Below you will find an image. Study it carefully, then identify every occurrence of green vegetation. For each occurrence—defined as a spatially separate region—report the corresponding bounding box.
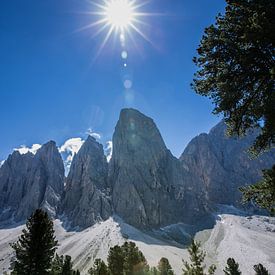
[11,209,57,275]
[182,240,216,275]
[193,0,275,215]
[107,242,149,275]
[253,263,270,275]
[240,165,275,216]
[223,258,241,275]
[10,209,79,275]
[157,257,174,275]
[89,258,109,275]
[192,0,275,155]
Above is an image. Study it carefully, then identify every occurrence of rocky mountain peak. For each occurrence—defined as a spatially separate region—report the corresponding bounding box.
[60,136,112,229]
[180,121,275,206]
[112,108,167,163]
[0,141,65,222]
[110,108,208,229]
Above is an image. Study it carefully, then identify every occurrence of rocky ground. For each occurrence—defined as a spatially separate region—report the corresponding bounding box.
[1,210,274,275]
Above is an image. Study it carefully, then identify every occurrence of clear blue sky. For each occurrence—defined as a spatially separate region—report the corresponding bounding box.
[0,0,226,161]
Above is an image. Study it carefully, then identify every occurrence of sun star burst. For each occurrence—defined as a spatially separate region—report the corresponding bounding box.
[104,0,135,30]
[79,0,155,58]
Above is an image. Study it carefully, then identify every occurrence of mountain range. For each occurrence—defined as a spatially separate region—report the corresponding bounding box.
[1,108,274,230]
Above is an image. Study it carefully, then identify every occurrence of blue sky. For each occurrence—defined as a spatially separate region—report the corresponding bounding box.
[0,0,226,161]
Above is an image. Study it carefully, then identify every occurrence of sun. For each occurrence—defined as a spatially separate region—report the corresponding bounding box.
[104,0,135,30]
[77,0,157,58]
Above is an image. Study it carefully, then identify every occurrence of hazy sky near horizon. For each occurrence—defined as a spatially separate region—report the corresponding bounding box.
[0,0,226,161]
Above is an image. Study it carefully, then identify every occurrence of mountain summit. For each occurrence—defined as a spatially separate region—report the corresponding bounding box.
[180,121,275,206]
[109,108,208,228]
[0,141,64,222]
[60,135,112,229]
[0,109,274,231]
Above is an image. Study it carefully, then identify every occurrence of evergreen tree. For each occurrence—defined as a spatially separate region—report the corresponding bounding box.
[150,267,159,275]
[61,255,73,275]
[182,240,216,275]
[157,257,174,275]
[89,258,109,275]
[192,0,275,220]
[240,165,275,216]
[223,258,242,275]
[107,245,124,275]
[192,0,275,155]
[107,242,148,275]
[253,264,270,275]
[122,241,148,274]
[11,209,58,275]
[50,254,64,275]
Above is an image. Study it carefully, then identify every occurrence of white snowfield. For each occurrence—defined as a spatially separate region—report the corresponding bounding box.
[0,213,275,275]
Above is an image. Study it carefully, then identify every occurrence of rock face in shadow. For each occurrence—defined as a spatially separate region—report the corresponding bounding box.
[180,121,275,206]
[60,136,112,229]
[2,109,274,230]
[0,141,64,222]
[109,108,209,229]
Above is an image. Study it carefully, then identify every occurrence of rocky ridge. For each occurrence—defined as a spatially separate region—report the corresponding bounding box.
[180,121,275,206]
[60,136,112,229]
[0,109,274,231]
[0,141,64,222]
[109,109,208,228]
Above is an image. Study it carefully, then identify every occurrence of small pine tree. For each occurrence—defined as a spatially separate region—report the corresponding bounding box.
[182,240,216,275]
[61,255,73,275]
[122,241,148,274]
[150,267,159,275]
[107,245,124,275]
[223,258,241,275]
[11,209,58,275]
[50,254,64,275]
[89,258,109,275]
[157,257,174,275]
[253,264,270,275]
[107,242,148,275]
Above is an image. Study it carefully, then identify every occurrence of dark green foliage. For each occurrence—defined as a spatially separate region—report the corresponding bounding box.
[253,263,270,275]
[107,241,148,275]
[107,245,124,275]
[150,267,159,275]
[122,241,148,274]
[61,255,73,275]
[11,209,58,275]
[192,0,275,155]
[182,240,216,275]
[50,254,79,275]
[50,254,64,275]
[240,165,275,215]
[157,257,174,275]
[223,258,242,275]
[89,259,109,275]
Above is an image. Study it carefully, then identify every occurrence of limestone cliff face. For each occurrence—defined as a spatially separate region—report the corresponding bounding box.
[60,136,112,229]
[180,121,275,206]
[109,108,208,229]
[2,110,273,230]
[0,141,64,222]
[0,151,33,221]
